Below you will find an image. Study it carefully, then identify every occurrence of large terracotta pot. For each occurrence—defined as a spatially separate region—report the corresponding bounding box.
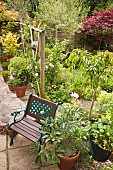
[59,151,80,170]
[15,86,27,97]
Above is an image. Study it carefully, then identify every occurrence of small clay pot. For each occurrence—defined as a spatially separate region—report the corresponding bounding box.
[15,86,27,97]
[59,151,80,170]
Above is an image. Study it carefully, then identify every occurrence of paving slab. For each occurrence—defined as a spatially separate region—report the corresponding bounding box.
[8,146,39,170]
[0,151,7,170]
[0,135,6,151]
[8,134,34,149]
[40,164,59,170]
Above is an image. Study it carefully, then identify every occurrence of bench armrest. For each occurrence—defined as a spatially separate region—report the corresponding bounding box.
[11,109,26,116]
[8,110,26,129]
[14,110,26,123]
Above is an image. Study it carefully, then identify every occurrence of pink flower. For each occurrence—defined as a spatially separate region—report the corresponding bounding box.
[70,92,79,99]
[40,111,45,115]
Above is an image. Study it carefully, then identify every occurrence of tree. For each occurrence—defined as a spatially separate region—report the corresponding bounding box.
[2,0,39,18]
[0,2,18,22]
[66,49,113,119]
[0,2,19,35]
[82,0,113,16]
[80,9,113,50]
[35,0,90,34]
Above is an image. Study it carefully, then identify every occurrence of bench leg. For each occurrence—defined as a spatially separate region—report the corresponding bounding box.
[35,139,42,163]
[10,131,15,146]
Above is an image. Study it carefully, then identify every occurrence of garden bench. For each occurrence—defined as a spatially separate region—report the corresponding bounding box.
[8,94,58,146]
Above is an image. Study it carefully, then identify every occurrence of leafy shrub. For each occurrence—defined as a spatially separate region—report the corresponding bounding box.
[9,57,27,76]
[1,61,9,67]
[1,32,20,55]
[101,75,113,93]
[95,92,113,115]
[1,70,10,76]
[70,70,90,95]
[10,79,23,87]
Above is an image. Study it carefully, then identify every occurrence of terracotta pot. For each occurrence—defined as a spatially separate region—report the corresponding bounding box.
[59,151,80,170]
[6,126,18,137]
[3,76,9,82]
[2,66,8,70]
[4,54,13,60]
[8,83,15,91]
[15,86,27,97]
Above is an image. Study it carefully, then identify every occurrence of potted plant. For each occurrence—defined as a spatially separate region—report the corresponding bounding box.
[0,32,20,59]
[1,61,9,70]
[1,70,10,82]
[10,78,26,97]
[33,104,88,170]
[10,68,33,97]
[9,56,28,77]
[87,92,113,162]
[7,78,15,91]
[88,118,111,162]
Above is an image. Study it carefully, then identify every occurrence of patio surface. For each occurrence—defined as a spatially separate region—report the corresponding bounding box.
[0,63,59,170]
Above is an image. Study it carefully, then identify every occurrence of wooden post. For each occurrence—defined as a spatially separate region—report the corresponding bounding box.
[39,31,45,97]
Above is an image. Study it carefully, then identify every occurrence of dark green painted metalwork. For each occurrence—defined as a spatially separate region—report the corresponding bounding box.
[30,100,52,118]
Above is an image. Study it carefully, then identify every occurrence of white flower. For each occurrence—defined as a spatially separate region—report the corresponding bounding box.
[45,65,48,69]
[70,92,79,99]
[49,63,54,68]
[50,57,53,61]
[35,66,37,69]
[35,73,38,77]
[29,64,32,68]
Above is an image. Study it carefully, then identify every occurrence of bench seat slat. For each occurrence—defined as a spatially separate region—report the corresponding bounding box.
[24,117,41,128]
[20,119,41,133]
[11,125,41,142]
[14,122,41,138]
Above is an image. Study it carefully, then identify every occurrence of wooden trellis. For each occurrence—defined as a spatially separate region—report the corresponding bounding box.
[20,20,45,97]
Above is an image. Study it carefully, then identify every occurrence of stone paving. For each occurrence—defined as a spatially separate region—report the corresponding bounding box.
[0,63,59,170]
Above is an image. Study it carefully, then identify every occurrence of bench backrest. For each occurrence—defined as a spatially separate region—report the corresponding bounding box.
[25,94,58,122]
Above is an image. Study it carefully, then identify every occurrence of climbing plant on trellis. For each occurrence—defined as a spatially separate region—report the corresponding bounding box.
[20,19,45,97]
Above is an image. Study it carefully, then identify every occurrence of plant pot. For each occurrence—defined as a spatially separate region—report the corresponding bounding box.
[5,126,18,137]
[59,151,80,170]
[89,139,111,162]
[4,54,13,61]
[15,86,27,97]
[0,57,7,63]
[2,76,9,82]
[8,83,15,91]
[2,66,8,70]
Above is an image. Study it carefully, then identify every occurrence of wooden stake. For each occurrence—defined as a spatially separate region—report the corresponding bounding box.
[39,31,45,97]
